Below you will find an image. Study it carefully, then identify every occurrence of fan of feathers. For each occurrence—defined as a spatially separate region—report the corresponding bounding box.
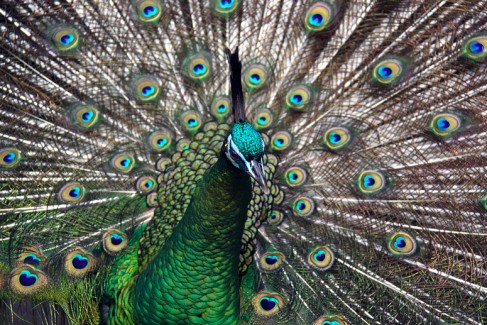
[0,0,486,324]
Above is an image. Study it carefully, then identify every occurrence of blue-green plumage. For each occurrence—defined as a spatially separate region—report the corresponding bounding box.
[1,1,486,324]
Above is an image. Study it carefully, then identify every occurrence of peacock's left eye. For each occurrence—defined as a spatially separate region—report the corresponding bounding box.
[229,148,241,161]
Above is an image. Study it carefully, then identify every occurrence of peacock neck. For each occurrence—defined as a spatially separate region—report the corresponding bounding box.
[133,150,252,324]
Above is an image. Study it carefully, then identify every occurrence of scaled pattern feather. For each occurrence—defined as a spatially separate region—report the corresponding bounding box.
[0,0,486,324]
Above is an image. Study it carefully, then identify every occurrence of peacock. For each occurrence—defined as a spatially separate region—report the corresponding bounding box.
[0,0,486,324]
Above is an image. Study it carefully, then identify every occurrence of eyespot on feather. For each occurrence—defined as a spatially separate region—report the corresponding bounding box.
[308,245,335,270]
[64,248,95,278]
[10,265,48,295]
[102,229,128,255]
[0,148,22,169]
[252,292,285,317]
[58,181,86,204]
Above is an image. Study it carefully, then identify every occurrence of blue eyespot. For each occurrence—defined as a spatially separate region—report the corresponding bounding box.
[328,132,341,144]
[314,250,326,262]
[250,74,261,84]
[288,172,298,183]
[143,5,158,18]
[157,138,167,147]
[265,255,279,265]
[377,65,393,79]
[3,152,15,163]
[142,86,155,97]
[110,234,125,246]
[394,236,406,249]
[72,254,89,269]
[259,297,278,311]
[258,117,267,125]
[192,64,207,75]
[290,94,303,105]
[19,270,38,286]
[23,254,41,266]
[219,0,234,9]
[145,180,154,188]
[436,117,450,131]
[274,138,284,147]
[322,321,341,325]
[469,41,484,55]
[296,200,306,211]
[187,118,198,127]
[183,145,189,150]
[81,110,94,122]
[309,13,324,27]
[60,33,75,46]
[69,187,81,198]
[363,175,375,188]
[217,104,227,113]
[120,158,131,168]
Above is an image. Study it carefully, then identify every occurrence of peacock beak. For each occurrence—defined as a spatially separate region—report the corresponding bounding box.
[248,160,269,194]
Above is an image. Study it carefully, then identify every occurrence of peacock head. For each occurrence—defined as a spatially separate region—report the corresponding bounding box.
[226,47,269,194]
[225,121,268,193]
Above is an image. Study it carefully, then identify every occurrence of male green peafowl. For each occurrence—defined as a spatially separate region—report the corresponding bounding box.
[0,0,486,324]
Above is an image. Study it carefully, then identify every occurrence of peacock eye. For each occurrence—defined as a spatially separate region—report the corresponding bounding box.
[229,149,241,161]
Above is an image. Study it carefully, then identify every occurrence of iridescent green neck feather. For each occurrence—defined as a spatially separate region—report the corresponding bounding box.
[133,149,252,324]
